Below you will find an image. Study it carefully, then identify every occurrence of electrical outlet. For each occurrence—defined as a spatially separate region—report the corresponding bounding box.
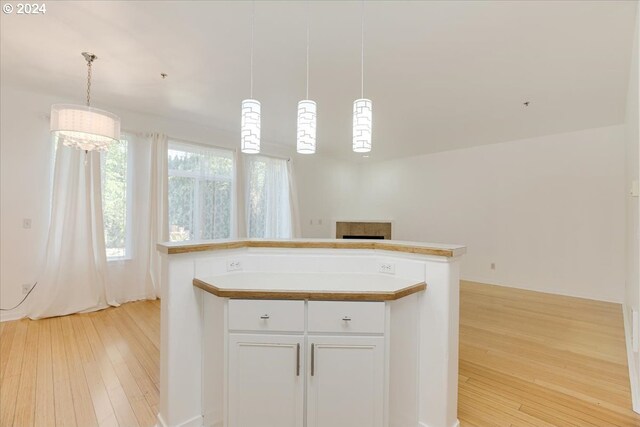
[378,262,395,275]
[23,218,32,229]
[226,259,242,272]
[22,283,32,294]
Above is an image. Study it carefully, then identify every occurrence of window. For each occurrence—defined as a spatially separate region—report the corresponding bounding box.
[101,138,132,259]
[168,142,234,241]
[246,155,292,238]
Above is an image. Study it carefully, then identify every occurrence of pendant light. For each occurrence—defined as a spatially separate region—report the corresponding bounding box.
[297,1,316,154]
[50,52,121,152]
[353,0,372,153]
[241,1,261,154]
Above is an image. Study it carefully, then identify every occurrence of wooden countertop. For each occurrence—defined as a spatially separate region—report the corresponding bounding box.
[193,272,427,301]
[158,238,466,258]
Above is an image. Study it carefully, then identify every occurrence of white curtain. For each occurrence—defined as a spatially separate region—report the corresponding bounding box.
[287,160,302,238]
[148,133,169,296]
[245,155,292,238]
[29,143,113,319]
[106,132,168,302]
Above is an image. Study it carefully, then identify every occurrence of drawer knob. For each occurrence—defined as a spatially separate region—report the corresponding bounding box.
[342,316,352,322]
[260,314,270,320]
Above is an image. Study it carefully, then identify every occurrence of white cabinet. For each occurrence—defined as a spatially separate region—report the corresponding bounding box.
[308,301,385,334]
[228,300,305,332]
[307,336,385,427]
[228,334,304,427]
[227,301,387,427]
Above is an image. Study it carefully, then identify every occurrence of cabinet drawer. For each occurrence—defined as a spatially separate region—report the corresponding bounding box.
[308,301,385,334]
[228,300,305,332]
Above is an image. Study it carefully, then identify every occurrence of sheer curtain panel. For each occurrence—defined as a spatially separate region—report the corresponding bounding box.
[245,155,293,238]
[29,143,112,319]
[105,132,168,302]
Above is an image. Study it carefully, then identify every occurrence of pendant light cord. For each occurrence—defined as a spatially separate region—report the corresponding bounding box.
[306,0,310,100]
[250,0,255,99]
[361,0,364,99]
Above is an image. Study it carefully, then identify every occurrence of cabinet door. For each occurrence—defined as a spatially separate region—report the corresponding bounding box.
[228,334,304,427]
[307,336,385,427]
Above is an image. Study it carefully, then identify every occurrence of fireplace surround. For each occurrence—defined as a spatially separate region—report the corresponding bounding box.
[335,221,392,240]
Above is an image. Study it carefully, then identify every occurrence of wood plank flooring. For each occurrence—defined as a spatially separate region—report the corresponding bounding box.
[459,281,639,427]
[0,284,638,426]
[0,300,159,427]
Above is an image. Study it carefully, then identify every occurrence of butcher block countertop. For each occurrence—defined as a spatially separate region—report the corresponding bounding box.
[193,272,427,301]
[158,238,466,258]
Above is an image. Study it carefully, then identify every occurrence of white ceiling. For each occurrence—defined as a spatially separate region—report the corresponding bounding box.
[1,1,636,161]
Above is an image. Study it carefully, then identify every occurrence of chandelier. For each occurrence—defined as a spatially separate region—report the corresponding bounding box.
[50,52,121,152]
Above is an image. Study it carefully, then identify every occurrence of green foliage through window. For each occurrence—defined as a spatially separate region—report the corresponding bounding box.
[101,139,129,259]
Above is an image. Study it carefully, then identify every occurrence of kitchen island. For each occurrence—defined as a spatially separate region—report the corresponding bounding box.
[157,239,466,427]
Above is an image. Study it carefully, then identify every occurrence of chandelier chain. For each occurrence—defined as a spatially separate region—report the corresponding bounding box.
[86,60,92,107]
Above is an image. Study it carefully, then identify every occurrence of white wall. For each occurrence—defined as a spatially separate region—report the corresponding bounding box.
[0,84,294,321]
[295,154,361,238]
[317,126,627,303]
[624,4,640,412]
[0,87,54,321]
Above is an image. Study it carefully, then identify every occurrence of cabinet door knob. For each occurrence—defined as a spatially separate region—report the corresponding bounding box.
[342,316,352,322]
[260,314,270,320]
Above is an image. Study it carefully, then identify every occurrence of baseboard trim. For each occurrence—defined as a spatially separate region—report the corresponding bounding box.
[623,306,640,414]
[418,419,460,427]
[157,413,203,427]
[0,309,25,322]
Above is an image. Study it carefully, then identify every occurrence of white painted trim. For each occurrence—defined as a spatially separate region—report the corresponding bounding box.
[157,413,203,427]
[0,309,25,322]
[157,413,168,427]
[623,306,640,414]
[418,419,460,427]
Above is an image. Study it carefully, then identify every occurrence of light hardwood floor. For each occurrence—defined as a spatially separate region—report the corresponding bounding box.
[459,281,639,427]
[0,283,638,426]
[0,300,160,427]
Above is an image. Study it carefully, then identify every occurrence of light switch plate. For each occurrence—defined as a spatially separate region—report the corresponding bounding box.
[631,180,639,197]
